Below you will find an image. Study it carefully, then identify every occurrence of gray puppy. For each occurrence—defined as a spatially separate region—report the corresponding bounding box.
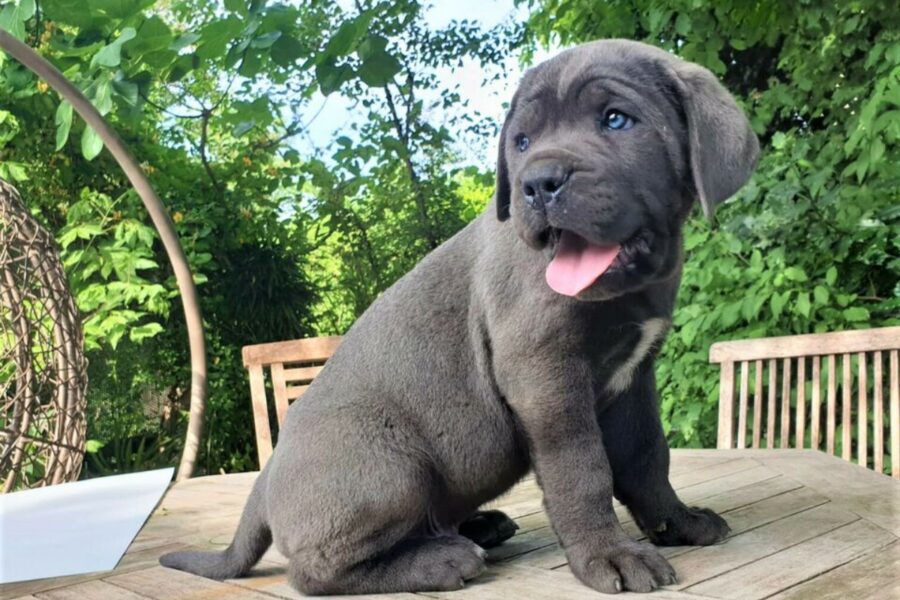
[161,39,759,595]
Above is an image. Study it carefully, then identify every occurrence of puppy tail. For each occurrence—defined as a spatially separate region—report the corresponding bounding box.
[159,466,272,580]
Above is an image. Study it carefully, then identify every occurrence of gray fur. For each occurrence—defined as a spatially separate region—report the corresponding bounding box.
[160,39,758,595]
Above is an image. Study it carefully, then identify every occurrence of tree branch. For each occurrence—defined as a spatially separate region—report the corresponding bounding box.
[188,109,223,193]
[140,93,205,119]
[383,82,437,249]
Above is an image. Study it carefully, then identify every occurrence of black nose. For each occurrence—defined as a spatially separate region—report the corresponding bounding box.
[521,164,570,210]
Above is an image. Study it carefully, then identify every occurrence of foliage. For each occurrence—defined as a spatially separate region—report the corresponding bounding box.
[298,1,516,331]
[0,0,514,474]
[0,0,896,477]
[526,0,900,453]
[0,0,337,474]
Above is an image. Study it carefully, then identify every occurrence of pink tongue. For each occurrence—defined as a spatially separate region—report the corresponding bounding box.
[545,230,621,296]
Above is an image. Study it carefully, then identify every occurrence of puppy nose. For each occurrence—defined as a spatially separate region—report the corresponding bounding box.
[521,165,570,210]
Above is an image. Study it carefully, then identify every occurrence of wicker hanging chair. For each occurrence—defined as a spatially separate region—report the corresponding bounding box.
[0,30,208,485]
[0,180,88,491]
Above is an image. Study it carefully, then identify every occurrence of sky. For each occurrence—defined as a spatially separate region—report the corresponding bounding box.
[293,0,557,167]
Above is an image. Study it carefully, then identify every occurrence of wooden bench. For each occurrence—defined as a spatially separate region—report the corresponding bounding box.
[241,336,342,467]
[710,326,900,478]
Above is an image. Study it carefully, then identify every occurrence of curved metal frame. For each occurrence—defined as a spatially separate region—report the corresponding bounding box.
[0,30,206,480]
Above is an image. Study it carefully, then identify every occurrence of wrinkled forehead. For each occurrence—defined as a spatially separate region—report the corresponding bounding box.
[519,40,678,108]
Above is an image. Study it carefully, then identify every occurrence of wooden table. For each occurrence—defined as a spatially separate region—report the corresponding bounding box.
[5,450,899,600]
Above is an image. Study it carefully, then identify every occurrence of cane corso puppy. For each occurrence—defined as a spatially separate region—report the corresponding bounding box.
[161,39,759,594]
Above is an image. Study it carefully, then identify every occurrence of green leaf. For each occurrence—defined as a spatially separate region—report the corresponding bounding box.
[0,0,35,40]
[825,266,837,286]
[233,121,255,136]
[869,137,885,165]
[795,291,811,318]
[41,0,95,27]
[239,49,264,77]
[842,307,870,322]
[322,13,373,59]
[813,285,829,306]
[171,32,200,51]
[771,131,787,150]
[224,0,247,13]
[721,302,742,327]
[108,322,126,349]
[167,53,198,82]
[81,126,104,160]
[251,30,281,49]
[316,60,355,95]
[0,161,28,181]
[771,291,790,318]
[112,78,139,107]
[684,230,709,250]
[85,439,105,453]
[270,34,305,67]
[90,0,155,20]
[197,16,243,59]
[126,16,173,56]
[783,266,807,282]
[358,50,402,87]
[741,294,765,321]
[91,27,137,68]
[129,322,163,343]
[357,34,388,61]
[92,77,113,114]
[646,6,671,32]
[0,110,18,146]
[674,13,691,36]
[55,101,73,151]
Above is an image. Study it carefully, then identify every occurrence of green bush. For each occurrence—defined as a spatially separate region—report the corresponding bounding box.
[526,0,900,449]
[1,0,895,477]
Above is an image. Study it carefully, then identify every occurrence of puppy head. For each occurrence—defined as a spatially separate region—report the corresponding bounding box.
[495,40,759,300]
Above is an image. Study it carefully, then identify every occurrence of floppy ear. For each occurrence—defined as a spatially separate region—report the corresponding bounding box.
[668,62,760,220]
[495,92,518,222]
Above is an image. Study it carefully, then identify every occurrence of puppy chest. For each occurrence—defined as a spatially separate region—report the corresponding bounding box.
[596,318,669,394]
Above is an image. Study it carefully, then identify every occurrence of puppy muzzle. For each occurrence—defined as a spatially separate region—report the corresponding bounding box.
[521,162,572,211]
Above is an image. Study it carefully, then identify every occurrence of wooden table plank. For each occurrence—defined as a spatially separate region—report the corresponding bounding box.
[670,502,859,589]
[680,474,802,515]
[767,542,900,600]
[426,564,710,600]
[685,519,897,600]
[5,449,899,600]
[672,465,779,504]
[0,541,192,599]
[667,458,761,489]
[728,450,900,536]
[225,565,421,600]
[705,486,827,538]
[105,567,277,600]
[518,483,831,572]
[34,580,150,600]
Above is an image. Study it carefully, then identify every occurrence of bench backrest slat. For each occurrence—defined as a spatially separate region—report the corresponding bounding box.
[711,327,900,479]
[241,336,342,467]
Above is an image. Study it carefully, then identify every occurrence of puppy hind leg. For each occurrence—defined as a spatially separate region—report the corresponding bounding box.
[289,535,486,595]
[459,509,519,548]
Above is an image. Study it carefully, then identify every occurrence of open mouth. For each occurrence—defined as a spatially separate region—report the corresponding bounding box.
[545,228,652,296]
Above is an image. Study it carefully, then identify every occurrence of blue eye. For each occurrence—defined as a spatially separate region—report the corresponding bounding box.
[602,110,635,131]
[515,133,530,152]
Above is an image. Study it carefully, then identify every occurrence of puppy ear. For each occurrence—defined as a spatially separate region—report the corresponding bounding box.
[496,123,511,221]
[495,92,518,222]
[668,62,759,220]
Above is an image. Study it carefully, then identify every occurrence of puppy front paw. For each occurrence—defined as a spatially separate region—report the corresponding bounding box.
[645,505,730,546]
[569,536,676,594]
